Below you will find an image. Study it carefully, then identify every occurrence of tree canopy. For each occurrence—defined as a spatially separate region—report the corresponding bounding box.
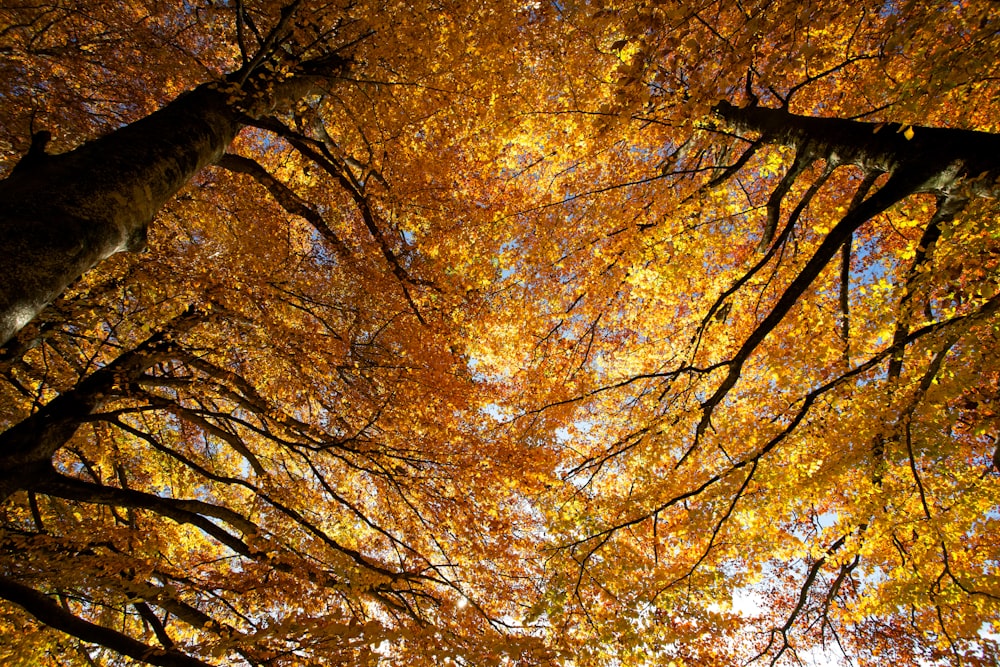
[1,1,999,665]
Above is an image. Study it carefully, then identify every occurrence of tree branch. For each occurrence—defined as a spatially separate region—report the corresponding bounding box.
[0,306,205,499]
[0,575,212,667]
[216,153,350,259]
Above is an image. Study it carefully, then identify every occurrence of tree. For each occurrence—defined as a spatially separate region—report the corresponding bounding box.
[476,1,1000,665]
[2,1,1000,666]
[0,1,559,665]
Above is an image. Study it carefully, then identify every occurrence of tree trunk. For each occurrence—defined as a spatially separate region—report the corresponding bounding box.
[688,103,1000,447]
[712,101,1000,193]
[0,84,240,347]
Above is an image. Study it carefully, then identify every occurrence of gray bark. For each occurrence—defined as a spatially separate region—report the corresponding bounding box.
[712,101,1000,194]
[0,84,241,347]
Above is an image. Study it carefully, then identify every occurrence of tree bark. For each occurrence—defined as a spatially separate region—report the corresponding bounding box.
[0,85,241,347]
[712,101,1000,192]
[0,43,348,350]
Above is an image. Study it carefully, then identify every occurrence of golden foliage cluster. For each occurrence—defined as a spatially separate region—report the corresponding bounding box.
[1,1,1000,665]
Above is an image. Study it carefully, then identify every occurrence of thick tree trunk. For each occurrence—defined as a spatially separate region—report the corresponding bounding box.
[712,101,1000,193]
[0,84,240,347]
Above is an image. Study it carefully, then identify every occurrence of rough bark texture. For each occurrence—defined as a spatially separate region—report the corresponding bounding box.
[0,85,240,347]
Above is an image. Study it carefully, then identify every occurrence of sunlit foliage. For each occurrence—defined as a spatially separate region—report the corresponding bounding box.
[1,1,999,665]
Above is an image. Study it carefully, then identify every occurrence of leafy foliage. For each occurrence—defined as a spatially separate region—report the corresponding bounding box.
[1,1,999,665]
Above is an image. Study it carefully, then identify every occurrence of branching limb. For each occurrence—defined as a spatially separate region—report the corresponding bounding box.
[839,170,881,364]
[692,158,840,359]
[0,575,212,667]
[652,459,759,598]
[886,194,965,382]
[232,0,303,86]
[133,601,175,651]
[234,0,264,66]
[34,469,259,537]
[102,415,437,590]
[753,533,849,666]
[759,147,815,251]
[563,294,1000,562]
[129,395,267,477]
[702,138,764,191]
[0,306,205,500]
[873,194,966,481]
[217,153,351,258]
[782,55,881,109]
[820,554,860,640]
[245,116,430,323]
[687,164,934,465]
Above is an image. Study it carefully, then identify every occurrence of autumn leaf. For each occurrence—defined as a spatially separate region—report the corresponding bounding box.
[1,2,1000,667]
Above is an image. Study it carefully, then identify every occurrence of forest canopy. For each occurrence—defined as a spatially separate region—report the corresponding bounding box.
[1,1,999,665]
